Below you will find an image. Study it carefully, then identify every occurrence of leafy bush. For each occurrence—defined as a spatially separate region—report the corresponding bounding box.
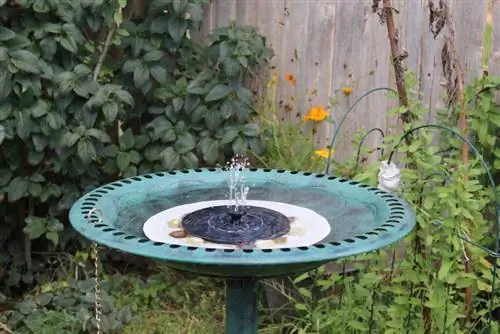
[0,0,271,293]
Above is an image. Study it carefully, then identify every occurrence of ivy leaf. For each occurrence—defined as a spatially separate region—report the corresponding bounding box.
[9,50,41,74]
[86,128,111,143]
[168,17,187,43]
[77,139,96,164]
[0,27,16,41]
[205,85,232,102]
[6,176,28,202]
[117,152,131,172]
[222,58,240,77]
[160,147,180,170]
[24,216,46,240]
[103,101,119,122]
[175,132,195,154]
[46,232,59,247]
[438,261,453,281]
[232,136,247,154]
[133,63,149,88]
[242,123,260,137]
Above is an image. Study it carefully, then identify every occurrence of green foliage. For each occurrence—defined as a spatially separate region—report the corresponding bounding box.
[0,278,133,333]
[264,72,500,333]
[0,0,271,294]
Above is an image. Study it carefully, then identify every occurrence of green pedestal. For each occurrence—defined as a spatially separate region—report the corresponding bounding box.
[226,278,259,334]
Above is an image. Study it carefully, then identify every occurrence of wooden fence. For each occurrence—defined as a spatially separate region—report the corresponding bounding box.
[199,0,491,161]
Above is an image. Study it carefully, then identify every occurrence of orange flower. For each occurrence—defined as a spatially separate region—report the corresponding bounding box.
[303,106,329,122]
[343,86,353,96]
[284,73,296,86]
[315,148,334,159]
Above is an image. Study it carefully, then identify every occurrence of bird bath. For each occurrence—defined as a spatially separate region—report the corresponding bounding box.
[69,161,415,334]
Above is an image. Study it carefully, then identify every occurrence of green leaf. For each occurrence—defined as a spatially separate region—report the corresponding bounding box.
[205,84,232,102]
[0,68,12,99]
[74,80,98,98]
[0,124,4,145]
[0,27,16,41]
[181,152,199,168]
[119,129,135,150]
[117,151,131,172]
[160,147,180,170]
[175,132,195,154]
[39,38,57,60]
[150,65,167,85]
[114,89,135,107]
[133,63,149,88]
[86,128,111,143]
[173,97,183,112]
[150,16,169,34]
[77,140,96,164]
[438,261,453,281]
[232,136,247,154]
[9,50,41,74]
[30,173,45,183]
[168,17,187,43]
[61,131,80,147]
[60,36,78,53]
[6,177,28,202]
[222,58,240,77]
[24,216,47,240]
[103,101,119,122]
[242,123,260,137]
[249,137,265,155]
[30,99,50,118]
[220,127,239,144]
[0,169,11,186]
[46,231,59,246]
[123,165,138,178]
[200,138,219,165]
[143,50,164,62]
[28,182,42,197]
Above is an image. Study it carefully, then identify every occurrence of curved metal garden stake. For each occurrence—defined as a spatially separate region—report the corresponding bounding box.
[325,87,398,174]
[354,127,385,171]
[388,124,500,331]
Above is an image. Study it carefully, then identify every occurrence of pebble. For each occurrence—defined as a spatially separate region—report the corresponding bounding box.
[169,230,188,238]
[168,218,181,228]
[185,237,205,245]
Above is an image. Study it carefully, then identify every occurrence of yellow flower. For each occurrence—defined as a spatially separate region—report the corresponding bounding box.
[266,73,278,88]
[303,106,329,122]
[343,86,353,96]
[315,148,334,159]
[284,73,296,86]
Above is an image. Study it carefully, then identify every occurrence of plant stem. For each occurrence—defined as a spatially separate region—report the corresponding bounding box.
[93,25,116,81]
[0,321,14,334]
[382,0,411,122]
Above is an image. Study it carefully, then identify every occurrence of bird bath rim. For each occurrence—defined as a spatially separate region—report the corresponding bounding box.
[69,168,415,270]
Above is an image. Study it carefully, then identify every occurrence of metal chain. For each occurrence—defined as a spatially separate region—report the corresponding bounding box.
[93,241,103,334]
[87,208,104,334]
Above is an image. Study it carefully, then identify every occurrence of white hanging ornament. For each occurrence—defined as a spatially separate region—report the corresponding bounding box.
[377,160,401,193]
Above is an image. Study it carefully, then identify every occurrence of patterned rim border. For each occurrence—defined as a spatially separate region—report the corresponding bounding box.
[69,168,416,266]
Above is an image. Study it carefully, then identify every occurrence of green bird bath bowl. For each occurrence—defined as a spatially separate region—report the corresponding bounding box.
[69,168,415,334]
